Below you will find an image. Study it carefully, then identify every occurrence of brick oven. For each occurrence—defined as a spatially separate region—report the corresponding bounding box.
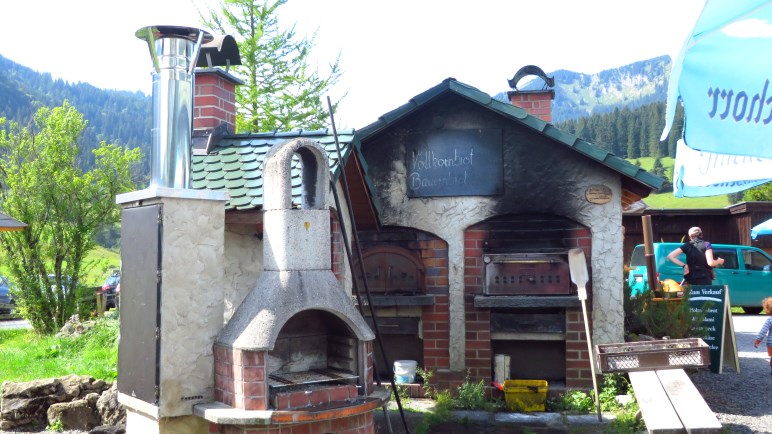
[354,67,661,392]
[355,230,449,383]
[208,138,386,432]
[466,213,592,386]
[119,55,661,434]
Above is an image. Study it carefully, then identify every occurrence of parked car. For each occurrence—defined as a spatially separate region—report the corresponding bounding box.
[627,242,772,314]
[0,276,19,318]
[99,272,120,309]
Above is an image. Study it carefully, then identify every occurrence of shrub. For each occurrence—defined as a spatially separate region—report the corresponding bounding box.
[452,371,504,412]
[453,372,487,410]
[547,389,595,413]
[416,366,435,399]
[633,286,709,339]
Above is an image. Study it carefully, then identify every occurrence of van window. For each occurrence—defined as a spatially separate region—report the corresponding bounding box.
[714,248,739,269]
[742,250,772,271]
[630,247,645,266]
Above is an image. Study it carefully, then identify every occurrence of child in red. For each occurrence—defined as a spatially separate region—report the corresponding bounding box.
[753,297,772,375]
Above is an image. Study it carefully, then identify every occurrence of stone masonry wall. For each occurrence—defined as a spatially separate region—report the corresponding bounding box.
[360,99,625,373]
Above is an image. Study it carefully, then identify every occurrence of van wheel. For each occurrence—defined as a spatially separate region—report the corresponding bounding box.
[743,307,763,315]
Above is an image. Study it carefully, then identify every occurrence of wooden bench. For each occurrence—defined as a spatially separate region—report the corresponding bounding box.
[629,369,722,434]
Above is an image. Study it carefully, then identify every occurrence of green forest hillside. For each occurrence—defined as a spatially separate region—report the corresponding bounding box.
[0,52,765,208]
[629,157,730,209]
[0,54,151,179]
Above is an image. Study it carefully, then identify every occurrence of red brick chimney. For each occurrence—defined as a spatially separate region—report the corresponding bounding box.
[506,65,555,123]
[507,90,555,122]
[194,68,242,133]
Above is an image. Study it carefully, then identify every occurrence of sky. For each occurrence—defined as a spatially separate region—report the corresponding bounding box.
[0,0,706,129]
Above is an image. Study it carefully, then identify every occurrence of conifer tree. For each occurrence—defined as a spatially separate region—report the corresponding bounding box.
[201,0,343,132]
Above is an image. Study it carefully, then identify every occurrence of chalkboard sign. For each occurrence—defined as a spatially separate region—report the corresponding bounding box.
[406,129,503,197]
[688,285,739,373]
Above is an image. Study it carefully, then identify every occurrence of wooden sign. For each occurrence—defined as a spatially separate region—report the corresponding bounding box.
[406,129,503,197]
[688,285,739,373]
[585,185,612,204]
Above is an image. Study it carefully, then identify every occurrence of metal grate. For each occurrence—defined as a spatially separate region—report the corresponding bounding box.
[596,338,710,373]
[268,368,358,389]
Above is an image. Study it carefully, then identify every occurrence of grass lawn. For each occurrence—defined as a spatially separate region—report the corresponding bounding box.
[0,245,120,287]
[0,314,118,384]
[628,157,731,209]
[642,193,730,209]
[84,246,121,286]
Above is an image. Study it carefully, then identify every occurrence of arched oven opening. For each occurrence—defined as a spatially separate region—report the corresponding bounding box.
[267,309,361,406]
[356,246,428,381]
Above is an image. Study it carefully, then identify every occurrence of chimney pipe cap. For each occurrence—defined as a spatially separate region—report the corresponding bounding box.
[135,25,214,44]
[508,65,554,91]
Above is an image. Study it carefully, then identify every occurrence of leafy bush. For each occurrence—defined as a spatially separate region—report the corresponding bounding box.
[598,373,630,411]
[451,371,504,412]
[547,373,633,413]
[632,286,709,339]
[391,384,410,405]
[416,366,435,399]
[547,389,595,413]
[453,372,487,410]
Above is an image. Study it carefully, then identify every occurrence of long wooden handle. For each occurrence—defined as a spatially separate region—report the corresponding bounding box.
[580,296,602,422]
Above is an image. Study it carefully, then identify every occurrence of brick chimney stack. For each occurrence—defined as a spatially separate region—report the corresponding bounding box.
[507,90,555,123]
[194,68,243,133]
[506,65,555,123]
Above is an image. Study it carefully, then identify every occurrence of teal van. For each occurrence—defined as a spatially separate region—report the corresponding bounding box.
[627,242,772,314]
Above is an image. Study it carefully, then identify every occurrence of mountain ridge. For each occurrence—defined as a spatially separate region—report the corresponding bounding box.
[0,53,151,174]
[495,55,671,123]
[1,53,673,172]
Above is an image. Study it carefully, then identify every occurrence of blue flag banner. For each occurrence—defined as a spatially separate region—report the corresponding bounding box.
[672,139,772,197]
[663,0,772,159]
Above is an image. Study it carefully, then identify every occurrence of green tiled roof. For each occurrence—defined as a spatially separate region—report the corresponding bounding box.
[192,78,661,215]
[191,129,363,211]
[356,78,664,191]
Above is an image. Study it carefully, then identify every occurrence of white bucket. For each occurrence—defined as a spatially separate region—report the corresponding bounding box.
[393,360,417,384]
[494,354,511,384]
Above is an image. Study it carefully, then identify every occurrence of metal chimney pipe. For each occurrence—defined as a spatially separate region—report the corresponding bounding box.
[136,25,212,189]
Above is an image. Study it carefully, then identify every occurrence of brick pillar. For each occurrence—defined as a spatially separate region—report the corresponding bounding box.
[507,90,555,122]
[565,308,593,388]
[214,344,267,410]
[194,68,242,132]
[462,229,491,383]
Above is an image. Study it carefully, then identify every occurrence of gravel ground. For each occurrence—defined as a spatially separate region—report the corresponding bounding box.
[2,314,770,433]
[689,313,772,434]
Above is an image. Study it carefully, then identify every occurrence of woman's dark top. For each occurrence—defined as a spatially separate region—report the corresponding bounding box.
[680,238,714,285]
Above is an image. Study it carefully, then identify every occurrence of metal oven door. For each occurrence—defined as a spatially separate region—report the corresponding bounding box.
[483,253,571,295]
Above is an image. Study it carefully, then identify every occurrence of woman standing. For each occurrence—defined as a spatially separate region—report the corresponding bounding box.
[666,226,725,285]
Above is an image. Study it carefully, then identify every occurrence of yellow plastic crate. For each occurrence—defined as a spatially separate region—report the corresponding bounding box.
[503,379,548,412]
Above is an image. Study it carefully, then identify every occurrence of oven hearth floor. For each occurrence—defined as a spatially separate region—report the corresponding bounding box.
[268,367,358,388]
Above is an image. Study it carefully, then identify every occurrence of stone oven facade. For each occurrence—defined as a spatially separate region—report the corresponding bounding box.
[353,77,661,390]
[187,72,659,396]
[116,67,660,434]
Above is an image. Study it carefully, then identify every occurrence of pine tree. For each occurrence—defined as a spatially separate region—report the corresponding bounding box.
[201,0,343,133]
